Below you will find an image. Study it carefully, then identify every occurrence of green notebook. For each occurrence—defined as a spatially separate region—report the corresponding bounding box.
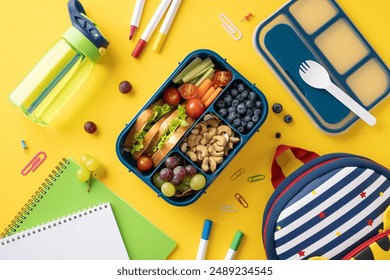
[1,158,176,260]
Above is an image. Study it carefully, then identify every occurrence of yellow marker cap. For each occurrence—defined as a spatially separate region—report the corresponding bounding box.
[152,33,167,53]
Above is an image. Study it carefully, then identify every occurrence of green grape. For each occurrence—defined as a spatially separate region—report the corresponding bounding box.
[76,168,91,182]
[190,174,206,191]
[80,154,93,168]
[85,158,101,172]
[161,182,176,197]
[152,173,165,188]
[177,176,191,193]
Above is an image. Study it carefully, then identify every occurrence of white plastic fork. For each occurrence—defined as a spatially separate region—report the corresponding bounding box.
[299,60,376,126]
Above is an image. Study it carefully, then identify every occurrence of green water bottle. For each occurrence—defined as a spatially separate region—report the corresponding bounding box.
[8,0,109,126]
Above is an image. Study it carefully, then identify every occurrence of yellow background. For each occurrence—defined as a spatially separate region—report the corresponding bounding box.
[0,0,389,260]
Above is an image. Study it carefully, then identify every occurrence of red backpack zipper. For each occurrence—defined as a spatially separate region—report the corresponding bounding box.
[342,230,390,260]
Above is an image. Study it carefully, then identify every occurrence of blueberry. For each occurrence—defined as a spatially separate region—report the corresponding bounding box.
[233,118,241,128]
[241,90,249,99]
[253,108,262,116]
[223,94,232,106]
[216,99,225,109]
[255,100,263,109]
[238,126,245,133]
[231,99,239,107]
[236,94,245,102]
[246,100,255,109]
[219,108,227,117]
[227,112,237,122]
[230,88,239,97]
[237,83,246,93]
[248,91,257,101]
[243,115,251,122]
[252,115,260,123]
[246,121,255,131]
[241,120,247,128]
[237,103,247,115]
[246,109,254,117]
[227,106,236,114]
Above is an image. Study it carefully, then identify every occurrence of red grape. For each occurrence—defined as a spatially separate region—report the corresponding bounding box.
[84,121,97,134]
[119,80,132,93]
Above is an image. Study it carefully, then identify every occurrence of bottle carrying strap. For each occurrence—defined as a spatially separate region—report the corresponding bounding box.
[68,0,109,49]
[271,145,319,189]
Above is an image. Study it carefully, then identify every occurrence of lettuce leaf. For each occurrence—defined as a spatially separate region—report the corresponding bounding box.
[130,103,172,155]
[152,105,188,153]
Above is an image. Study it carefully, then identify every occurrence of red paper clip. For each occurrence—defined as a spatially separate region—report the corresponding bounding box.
[21,151,47,176]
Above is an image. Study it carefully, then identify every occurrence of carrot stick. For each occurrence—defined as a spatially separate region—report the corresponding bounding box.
[197,78,213,98]
[204,87,223,107]
[201,86,216,103]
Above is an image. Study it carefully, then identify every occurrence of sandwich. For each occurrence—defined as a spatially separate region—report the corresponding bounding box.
[124,101,194,167]
[123,99,173,159]
[146,105,195,167]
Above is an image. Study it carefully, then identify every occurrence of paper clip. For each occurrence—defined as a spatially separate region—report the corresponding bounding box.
[235,193,248,208]
[247,174,265,182]
[219,205,238,213]
[230,168,245,181]
[219,13,242,40]
[21,151,47,176]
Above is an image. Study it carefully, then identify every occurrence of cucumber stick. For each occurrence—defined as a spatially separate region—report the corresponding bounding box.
[173,57,202,84]
[194,68,215,87]
[182,57,214,83]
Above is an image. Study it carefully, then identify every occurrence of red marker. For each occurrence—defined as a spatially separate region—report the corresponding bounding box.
[129,0,145,40]
[132,0,172,58]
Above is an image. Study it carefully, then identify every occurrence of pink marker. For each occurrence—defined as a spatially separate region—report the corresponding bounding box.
[129,0,145,40]
[132,0,172,58]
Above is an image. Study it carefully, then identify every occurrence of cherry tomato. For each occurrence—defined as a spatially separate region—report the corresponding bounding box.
[162,87,181,106]
[185,98,206,119]
[178,83,199,99]
[213,70,232,87]
[137,155,153,172]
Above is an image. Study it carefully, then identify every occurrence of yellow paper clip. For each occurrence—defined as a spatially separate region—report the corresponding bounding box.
[219,13,242,40]
[219,205,238,213]
[247,174,265,182]
[235,193,248,208]
[230,168,245,181]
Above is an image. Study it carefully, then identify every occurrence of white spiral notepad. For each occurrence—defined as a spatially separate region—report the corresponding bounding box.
[0,203,129,260]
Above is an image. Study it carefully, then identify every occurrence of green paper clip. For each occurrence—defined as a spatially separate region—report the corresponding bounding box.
[247,174,265,182]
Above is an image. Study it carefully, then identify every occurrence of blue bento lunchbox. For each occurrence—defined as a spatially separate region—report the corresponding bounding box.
[116,49,268,206]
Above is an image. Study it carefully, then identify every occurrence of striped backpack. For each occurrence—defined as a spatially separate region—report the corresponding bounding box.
[263,145,390,260]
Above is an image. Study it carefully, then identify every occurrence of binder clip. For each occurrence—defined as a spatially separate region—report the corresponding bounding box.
[219,13,242,40]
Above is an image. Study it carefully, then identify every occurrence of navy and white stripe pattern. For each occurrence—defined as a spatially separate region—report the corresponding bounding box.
[274,166,390,260]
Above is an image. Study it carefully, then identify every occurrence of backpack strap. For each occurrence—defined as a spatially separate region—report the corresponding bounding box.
[271,145,319,189]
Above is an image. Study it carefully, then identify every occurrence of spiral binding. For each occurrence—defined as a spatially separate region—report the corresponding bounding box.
[0,158,70,238]
[0,204,109,246]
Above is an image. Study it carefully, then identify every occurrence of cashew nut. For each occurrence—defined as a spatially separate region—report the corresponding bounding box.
[197,122,208,134]
[196,145,209,159]
[211,156,224,164]
[191,128,200,135]
[213,142,225,152]
[217,125,232,136]
[212,135,227,146]
[181,142,188,153]
[186,151,197,162]
[203,127,217,142]
[210,149,224,157]
[187,134,200,148]
[201,157,210,172]
[209,157,217,172]
[206,118,220,128]
[229,136,240,143]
